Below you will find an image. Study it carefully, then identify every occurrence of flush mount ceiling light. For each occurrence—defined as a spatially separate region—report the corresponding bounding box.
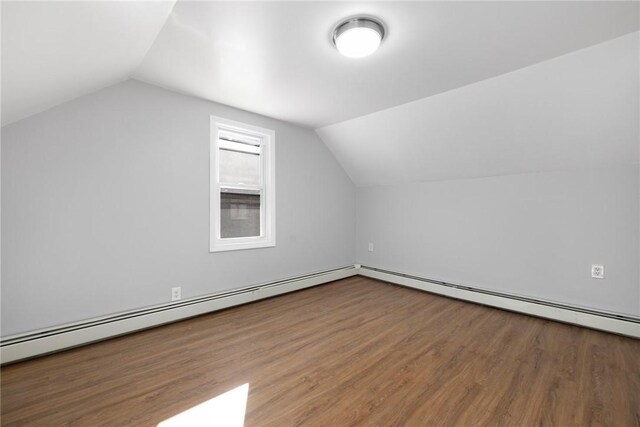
[332,17,385,58]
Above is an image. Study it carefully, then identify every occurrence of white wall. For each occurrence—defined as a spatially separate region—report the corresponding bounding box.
[2,31,638,338]
[356,167,639,317]
[1,80,356,336]
[351,32,639,317]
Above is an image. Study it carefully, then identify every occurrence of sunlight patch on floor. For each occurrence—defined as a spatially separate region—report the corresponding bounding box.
[158,383,249,427]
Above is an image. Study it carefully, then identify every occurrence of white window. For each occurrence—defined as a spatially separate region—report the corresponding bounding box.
[210,116,275,252]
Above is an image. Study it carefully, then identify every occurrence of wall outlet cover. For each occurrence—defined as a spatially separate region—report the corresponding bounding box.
[171,287,182,301]
[591,265,604,279]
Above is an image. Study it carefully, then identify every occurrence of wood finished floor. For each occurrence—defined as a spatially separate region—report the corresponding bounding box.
[1,276,639,426]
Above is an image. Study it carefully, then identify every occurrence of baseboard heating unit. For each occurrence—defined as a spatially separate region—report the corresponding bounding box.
[358,265,640,339]
[0,265,357,364]
[3,264,637,364]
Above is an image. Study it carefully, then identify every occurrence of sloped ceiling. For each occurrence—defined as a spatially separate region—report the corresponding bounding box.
[2,1,638,184]
[135,1,639,128]
[317,32,640,186]
[1,1,175,125]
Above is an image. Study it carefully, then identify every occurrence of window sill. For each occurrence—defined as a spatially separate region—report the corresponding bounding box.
[209,239,276,253]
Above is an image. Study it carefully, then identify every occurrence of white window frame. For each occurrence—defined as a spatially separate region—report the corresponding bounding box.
[210,116,275,252]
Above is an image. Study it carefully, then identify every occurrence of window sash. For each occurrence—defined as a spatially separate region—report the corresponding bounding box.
[217,133,264,239]
[219,186,264,239]
[210,116,275,252]
[218,136,262,187]
[219,191,261,239]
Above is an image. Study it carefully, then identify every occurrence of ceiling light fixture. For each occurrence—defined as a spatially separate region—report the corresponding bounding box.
[332,17,385,58]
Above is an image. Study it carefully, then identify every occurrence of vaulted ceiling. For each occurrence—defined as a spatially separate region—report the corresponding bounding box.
[318,32,639,185]
[134,1,639,128]
[2,1,638,185]
[1,1,176,126]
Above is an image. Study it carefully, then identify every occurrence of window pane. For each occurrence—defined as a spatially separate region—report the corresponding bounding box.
[220,192,261,238]
[219,144,261,186]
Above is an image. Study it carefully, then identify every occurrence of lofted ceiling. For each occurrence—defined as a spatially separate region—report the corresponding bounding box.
[317,32,640,186]
[2,1,638,184]
[1,1,176,126]
[135,1,639,128]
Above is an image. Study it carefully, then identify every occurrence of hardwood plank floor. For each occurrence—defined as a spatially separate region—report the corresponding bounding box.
[1,277,639,426]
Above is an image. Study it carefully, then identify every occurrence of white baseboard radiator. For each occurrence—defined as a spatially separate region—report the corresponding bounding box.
[3,264,637,365]
[0,265,357,364]
[358,265,640,339]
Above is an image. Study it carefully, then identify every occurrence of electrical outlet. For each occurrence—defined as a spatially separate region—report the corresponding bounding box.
[171,287,182,301]
[368,242,374,252]
[591,265,604,279]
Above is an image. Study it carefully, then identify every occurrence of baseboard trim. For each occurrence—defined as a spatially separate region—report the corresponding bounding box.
[0,265,357,364]
[358,266,640,338]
